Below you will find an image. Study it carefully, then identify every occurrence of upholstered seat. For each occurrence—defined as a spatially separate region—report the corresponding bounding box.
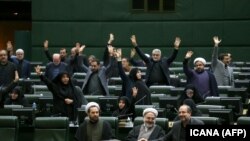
[34,117,69,141]
[0,116,19,141]
[192,116,221,125]
[237,116,250,125]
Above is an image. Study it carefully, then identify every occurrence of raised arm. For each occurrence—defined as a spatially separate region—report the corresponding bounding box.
[131,35,150,64]
[103,33,115,66]
[183,51,194,78]
[115,48,129,82]
[43,40,53,62]
[211,36,222,68]
[167,37,181,64]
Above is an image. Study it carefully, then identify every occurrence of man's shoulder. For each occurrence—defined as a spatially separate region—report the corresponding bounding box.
[191,117,205,125]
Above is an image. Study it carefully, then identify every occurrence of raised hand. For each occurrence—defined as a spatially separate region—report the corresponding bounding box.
[6,41,13,51]
[114,48,122,61]
[174,37,181,49]
[79,45,86,53]
[130,35,138,47]
[34,65,42,75]
[130,48,136,58]
[43,40,49,50]
[213,36,222,47]
[185,51,193,59]
[108,33,114,44]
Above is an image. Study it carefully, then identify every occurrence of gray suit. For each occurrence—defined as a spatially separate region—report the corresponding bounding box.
[82,66,109,96]
[211,46,234,87]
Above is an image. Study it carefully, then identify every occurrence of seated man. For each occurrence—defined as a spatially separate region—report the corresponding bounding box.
[126,108,165,141]
[157,104,204,141]
[75,102,114,141]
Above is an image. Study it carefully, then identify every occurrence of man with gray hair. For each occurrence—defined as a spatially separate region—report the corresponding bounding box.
[44,53,69,80]
[131,35,181,87]
[8,49,31,79]
[126,108,165,141]
[75,102,114,141]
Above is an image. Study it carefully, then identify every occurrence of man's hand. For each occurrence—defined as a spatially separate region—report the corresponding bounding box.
[44,40,49,50]
[34,65,42,75]
[6,41,13,51]
[185,51,193,59]
[79,45,86,53]
[114,48,122,61]
[108,33,114,44]
[107,45,115,57]
[14,71,19,83]
[130,35,138,47]
[65,98,73,105]
[130,48,136,58]
[213,36,222,47]
[174,37,181,49]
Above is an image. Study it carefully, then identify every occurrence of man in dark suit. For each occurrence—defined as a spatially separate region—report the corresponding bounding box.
[157,104,204,141]
[130,35,181,87]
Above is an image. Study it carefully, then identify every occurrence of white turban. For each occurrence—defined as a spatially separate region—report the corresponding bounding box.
[143,108,158,117]
[85,102,100,113]
[193,57,206,65]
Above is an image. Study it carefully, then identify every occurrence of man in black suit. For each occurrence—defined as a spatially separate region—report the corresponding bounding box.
[157,104,204,141]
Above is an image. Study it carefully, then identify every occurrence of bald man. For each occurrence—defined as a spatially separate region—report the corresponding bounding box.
[157,105,204,141]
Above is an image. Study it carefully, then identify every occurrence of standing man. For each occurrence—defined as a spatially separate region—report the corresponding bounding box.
[157,104,204,141]
[9,49,31,79]
[75,102,114,141]
[211,36,234,86]
[44,53,68,80]
[126,108,165,141]
[43,40,69,63]
[82,59,110,96]
[0,50,18,100]
[183,51,219,99]
[130,35,181,87]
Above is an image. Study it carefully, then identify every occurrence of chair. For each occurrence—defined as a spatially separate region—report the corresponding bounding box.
[151,94,167,108]
[169,87,185,96]
[237,116,250,125]
[196,104,225,116]
[32,85,52,96]
[84,95,104,103]
[34,117,69,141]
[192,116,221,125]
[4,105,23,109]
[204,96,221,105]
[135,105,155,117]
[85,116,118,137]
[0,116,19,141]
[149,85,175,94]
[24,94,44,106]
[72,72,86,87]
[133,117,169,133]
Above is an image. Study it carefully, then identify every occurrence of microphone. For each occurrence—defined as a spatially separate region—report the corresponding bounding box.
[134,95,147,105]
